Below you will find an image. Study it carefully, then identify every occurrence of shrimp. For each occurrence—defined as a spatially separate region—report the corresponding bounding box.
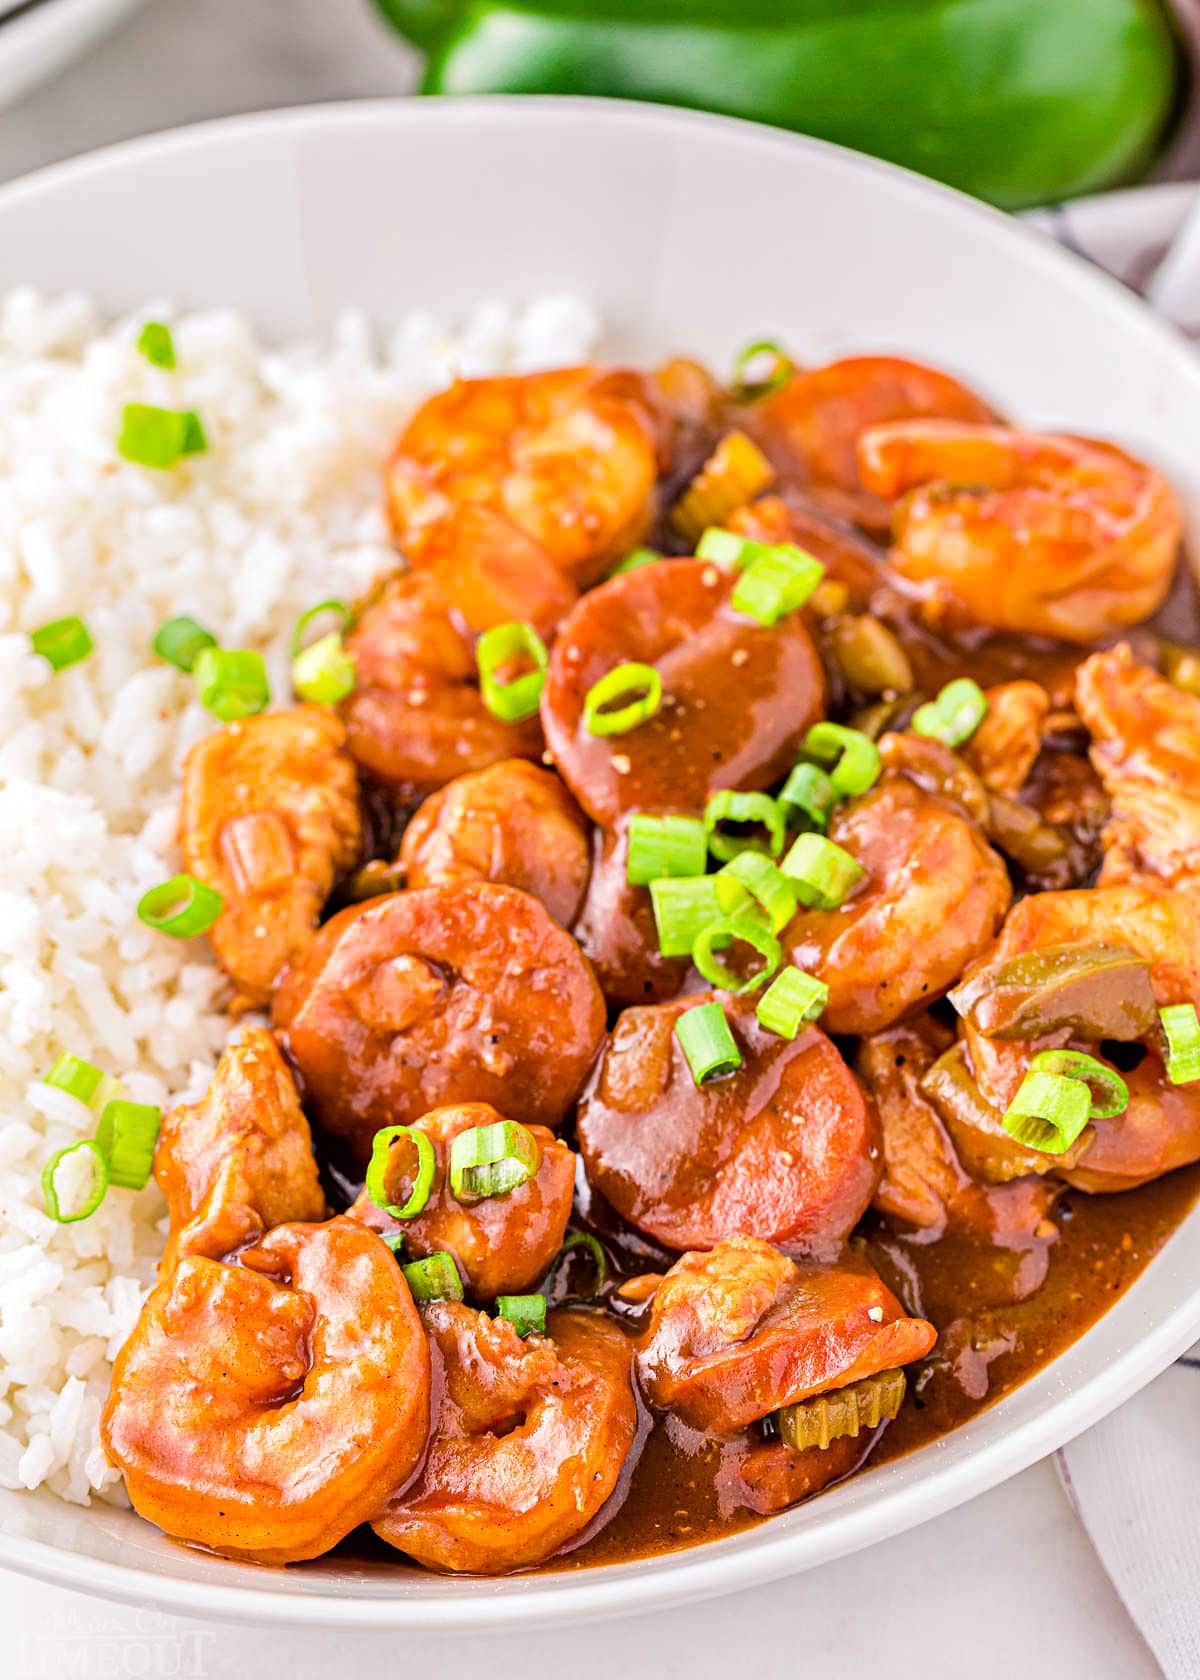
[783,772,1011,1034]
[858,1018,1058,1307]
[347,1103,575,1299]
[373,1303,639,1573]
[636,1237,935,1434]
[180,705,361,1010]
[755,355,995,530]
[273,882,606,1164]
[963,680,1050,797]
[399,759,590,926]
[155,1028,325,1271]
[541,556,825,827]
[386,368,662,587]
[1075,642,1200,893]
[343,505,575,793]
[938,883,1200,1192]
[102,1217,430,1564]
[576,994,879,1255]
[857,422,1181,642]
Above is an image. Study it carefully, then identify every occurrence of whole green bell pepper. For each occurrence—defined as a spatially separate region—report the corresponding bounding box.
[372,0,1182,210]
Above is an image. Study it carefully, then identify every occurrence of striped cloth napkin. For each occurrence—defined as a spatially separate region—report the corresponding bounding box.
[1026,169,1199,1677]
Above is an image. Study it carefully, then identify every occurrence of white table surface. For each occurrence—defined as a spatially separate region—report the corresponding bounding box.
[0,3,1165,1674]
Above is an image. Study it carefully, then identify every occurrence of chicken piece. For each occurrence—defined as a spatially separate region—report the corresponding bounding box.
[964,680,1050,796]
[399,759,590,926]
[348,1103,575,1300]
[155,1027,325,1271]
[373,1303,639,1573]
[180,705,361,1010]
[636,1237,935,1433]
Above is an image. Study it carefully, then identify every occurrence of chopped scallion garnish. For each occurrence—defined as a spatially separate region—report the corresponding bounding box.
[802,722,882,798]
[402,1251,463,1303]
[449,1119,541,1202]
[1002,1048,1128,1153]
[609,547,662,576]
[365,1125,437,1220]
[713,851,797,932]
[674,999,742,1084]
[781,832,866,909]
[290,599,352,659]
[193,646,269,721]
[731,339,795,403]
[42,1139,108,1224]
[779,761,837,833]
[692,913,782,994]
[695,527,766,570]
[153,615,216,673]
[583,661,663,737]
[137,873,223,939]
[95,1099,162,1191]
[548,1232,609,1300]
[626,813,707,887]
[137,321,176,369]
[31,616,92,672]
[912,677,988,749]
[1160,1004,1200,1085]
[756,966,829,1037]
[44,1053,117,1112]
[496,1294,547,1337]
[704,790,785,863]
[117,403,207,469]
[293,632,356,706]
[475,621,549,723]
[649,874,722,958]
[731,544,825,627]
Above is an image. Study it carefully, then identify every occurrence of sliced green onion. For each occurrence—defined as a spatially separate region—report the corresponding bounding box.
[137,874,223,938]
[152,615,216,673]
[649,874,722,957]
[713,851,797,933]
[30,616,92,672]
[731,339,795,403]
[779,762,837,833]
[695,527,766,570]
[402,1251,463,1303]
[693,913,781,994]
[42,1139,108,1224]
[675,1000,743,1084]
[193,646,270,721]
[627,813,707,887]
[549,1232,609,1299]
[912,678,989,749]
[1159,1004,1200,1085]
[781,832,866,909]
[449,1119,541,1202]
[117,403,207,469]
[293,632,357,705]
[44,1053,117,1112]
[802,722,882,798]
[756,966,829,1037]
[137,321,176,368]
[289,600,351,660]
[609,547,662,576]
[496,1293,547,1337]
[381,1230,406,1256]
[704,790,786,863]
[475,621,549,723]
[731,544,825,627]
[583,661,663,737]
[1002,1070,1092,1155]
[95,1099,162,1191]
[1028,1049,1128,1120]
[365,1125,437,1220]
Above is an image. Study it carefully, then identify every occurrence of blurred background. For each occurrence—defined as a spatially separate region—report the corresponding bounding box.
[0,0,1196,206]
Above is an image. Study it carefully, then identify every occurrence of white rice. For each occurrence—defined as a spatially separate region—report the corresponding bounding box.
[0,287,600,1506]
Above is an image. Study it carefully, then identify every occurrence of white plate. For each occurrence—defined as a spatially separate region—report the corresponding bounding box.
[0,0,147,109]
[1,96,1199,1630]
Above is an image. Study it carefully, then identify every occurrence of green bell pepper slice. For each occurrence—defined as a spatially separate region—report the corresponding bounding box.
[373,0,1182,210]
